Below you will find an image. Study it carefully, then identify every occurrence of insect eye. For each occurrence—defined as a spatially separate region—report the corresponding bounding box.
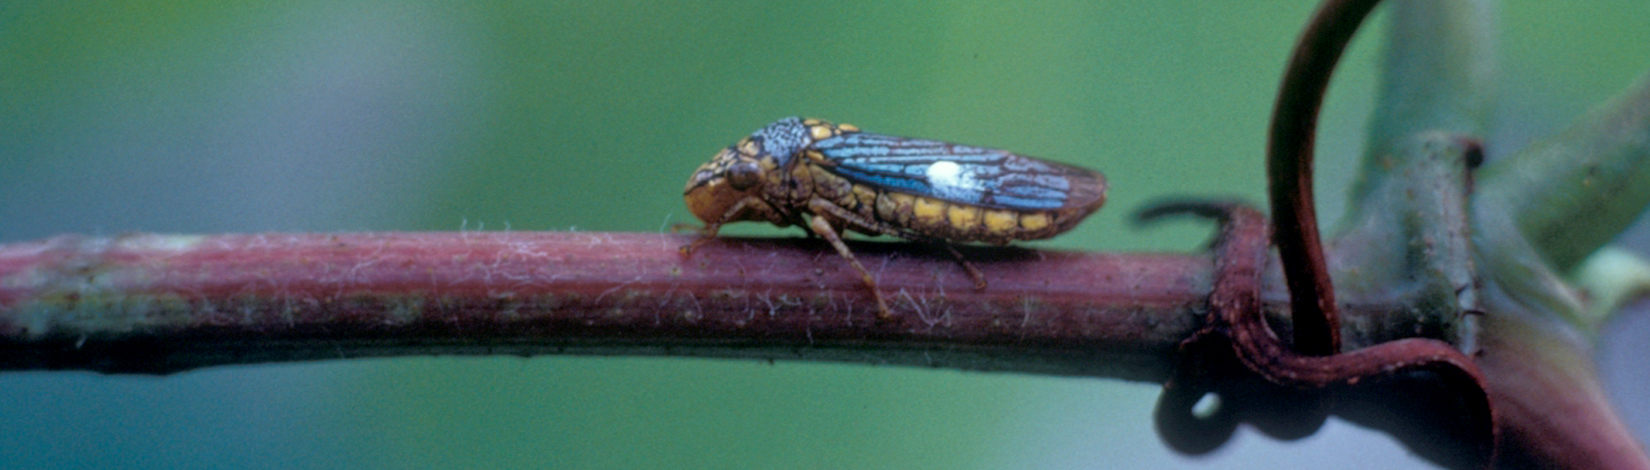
[726,162,762,189]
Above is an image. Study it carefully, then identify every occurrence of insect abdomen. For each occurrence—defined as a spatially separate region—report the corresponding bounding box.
[871,186,1081,244]
[804,164,1087,245]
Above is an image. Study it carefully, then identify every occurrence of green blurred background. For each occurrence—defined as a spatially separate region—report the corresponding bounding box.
[2,1,1647,468]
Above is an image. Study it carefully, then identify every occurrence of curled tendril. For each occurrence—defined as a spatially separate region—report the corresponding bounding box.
[1144,201,1497,467]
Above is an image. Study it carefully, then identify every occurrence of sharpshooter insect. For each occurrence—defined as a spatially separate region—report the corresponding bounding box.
[682,117,1107,318]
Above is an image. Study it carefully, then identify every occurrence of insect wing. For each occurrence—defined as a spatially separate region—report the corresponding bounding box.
[813,132,1105,211]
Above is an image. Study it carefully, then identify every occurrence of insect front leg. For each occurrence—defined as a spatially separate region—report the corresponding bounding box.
[679,196,761,256]
[678,224,721,256]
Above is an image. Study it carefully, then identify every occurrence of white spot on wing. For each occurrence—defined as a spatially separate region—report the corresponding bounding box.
[927,161,961,186]
[925,160,980,199]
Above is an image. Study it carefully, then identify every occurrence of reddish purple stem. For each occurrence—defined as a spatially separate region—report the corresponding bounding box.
[1267,0,1382,356]
[0,232,1214,375]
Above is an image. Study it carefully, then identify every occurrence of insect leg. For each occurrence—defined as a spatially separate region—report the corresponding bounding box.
[940,244,987,289]
[805,198,987,291]
[804,213,893,319]
[679,225,722,256]
[680,196,757,256]
[668,223,704,234]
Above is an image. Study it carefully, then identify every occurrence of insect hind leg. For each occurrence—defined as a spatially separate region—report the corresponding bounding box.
[804,213,893,320]
[939,244,988,290]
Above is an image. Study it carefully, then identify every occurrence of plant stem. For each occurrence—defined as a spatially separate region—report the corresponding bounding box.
[1355,0,1494,207]
[0,231,1225,376]
[1477,72,1650,273]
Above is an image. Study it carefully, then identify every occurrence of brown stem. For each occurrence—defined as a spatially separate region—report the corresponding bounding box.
[1267,0,1382,355]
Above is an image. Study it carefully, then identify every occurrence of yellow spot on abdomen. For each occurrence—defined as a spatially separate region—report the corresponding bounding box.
[878,192,916,224]
[1020,212,1051,232]
[946,205,980,230]
[983,209,1018,234]
[912,197,946,229]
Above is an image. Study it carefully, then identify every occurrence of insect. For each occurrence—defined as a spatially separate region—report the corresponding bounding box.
[681,117,1107,318]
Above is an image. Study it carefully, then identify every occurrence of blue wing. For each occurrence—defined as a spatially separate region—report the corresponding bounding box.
[812,132,1106,211]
